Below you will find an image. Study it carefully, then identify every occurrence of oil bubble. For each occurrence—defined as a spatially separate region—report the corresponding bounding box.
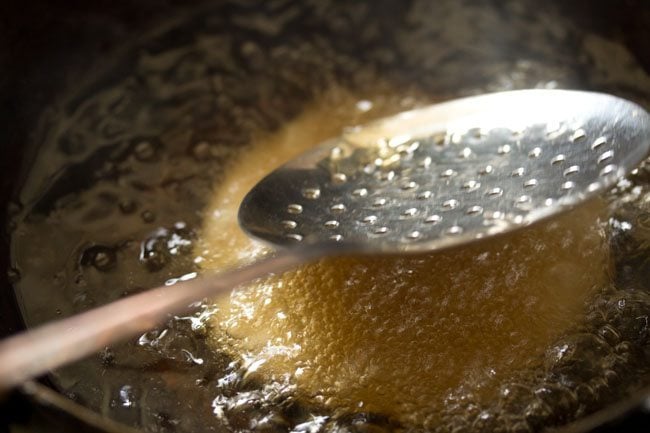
[80,245,117,272]
[134,140,156,161]
[119,199,137,214]
[140,236,171,271]
[141,210,156,223]
[139,225,195,271]
[7,267,21,283]
[100,347,115,366]
[192,141,212,161]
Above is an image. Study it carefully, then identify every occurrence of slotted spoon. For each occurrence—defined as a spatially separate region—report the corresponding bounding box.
[0,89,648,391]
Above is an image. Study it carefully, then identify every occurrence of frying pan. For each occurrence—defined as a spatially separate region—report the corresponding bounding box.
[1,0,650,431]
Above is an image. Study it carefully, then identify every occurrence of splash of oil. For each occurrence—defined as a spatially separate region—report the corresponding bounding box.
[197,91,610,426]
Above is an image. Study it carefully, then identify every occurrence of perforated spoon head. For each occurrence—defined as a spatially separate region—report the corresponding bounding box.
[2,89,650,392]
[239,90,650,253]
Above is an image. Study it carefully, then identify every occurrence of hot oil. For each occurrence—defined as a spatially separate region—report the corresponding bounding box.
[198,94,610,427]
[195,90,418,271]
[11,81,650,431]
[7,2,650,432]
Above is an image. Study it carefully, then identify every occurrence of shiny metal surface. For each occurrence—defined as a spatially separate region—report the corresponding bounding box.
[240,90,650,252]
[2,1,650,431]
[0,243,337,391]
[1,89,648,400]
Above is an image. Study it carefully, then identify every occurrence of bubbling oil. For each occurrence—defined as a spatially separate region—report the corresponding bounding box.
[198,93,610,427]
[9,2,650,430]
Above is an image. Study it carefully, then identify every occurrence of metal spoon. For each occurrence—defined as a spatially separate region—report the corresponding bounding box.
[0,89,648,391]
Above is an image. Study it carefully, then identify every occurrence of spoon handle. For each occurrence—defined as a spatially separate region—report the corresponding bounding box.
[0,245,330,392]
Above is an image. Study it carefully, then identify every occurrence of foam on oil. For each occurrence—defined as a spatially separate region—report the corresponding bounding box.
[198,91,610,426]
